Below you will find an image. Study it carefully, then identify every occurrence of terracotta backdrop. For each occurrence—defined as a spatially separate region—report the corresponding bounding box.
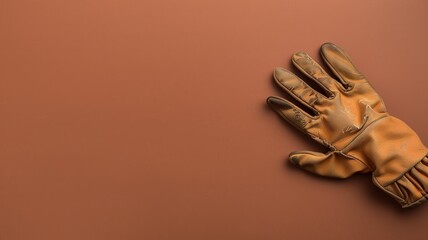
[1,0,427,239]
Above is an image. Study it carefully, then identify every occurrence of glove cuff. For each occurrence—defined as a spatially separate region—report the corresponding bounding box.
[374,155,428,208]
[343,116,428,207]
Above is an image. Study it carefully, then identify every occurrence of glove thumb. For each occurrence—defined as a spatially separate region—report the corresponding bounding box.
[289,151,370,178]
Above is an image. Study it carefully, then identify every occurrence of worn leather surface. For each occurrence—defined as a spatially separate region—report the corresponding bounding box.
[267,43,428,207]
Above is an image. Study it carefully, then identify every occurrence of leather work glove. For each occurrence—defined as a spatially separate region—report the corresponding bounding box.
[267,43,428,208]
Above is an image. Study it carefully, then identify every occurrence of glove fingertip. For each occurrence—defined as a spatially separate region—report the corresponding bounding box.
[289,152,305,165]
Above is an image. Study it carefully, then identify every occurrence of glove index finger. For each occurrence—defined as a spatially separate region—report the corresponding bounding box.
[266,96,316,132]
[320,43,366,87]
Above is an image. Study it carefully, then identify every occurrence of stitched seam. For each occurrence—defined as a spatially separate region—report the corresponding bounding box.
[404,193,428,208]
[340,114,389,153]
[339,151,372,171]
[372,176,405,202]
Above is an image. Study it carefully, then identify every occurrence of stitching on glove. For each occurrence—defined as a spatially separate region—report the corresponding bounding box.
[404,194,428,208]
[339,151,373,171]
[340,114,389,153]
[372,177,405,202]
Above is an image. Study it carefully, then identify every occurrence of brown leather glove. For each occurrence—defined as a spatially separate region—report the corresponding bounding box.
[267,43,428,208]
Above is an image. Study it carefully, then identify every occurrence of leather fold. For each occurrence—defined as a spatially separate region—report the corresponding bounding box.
[379,156,428,208]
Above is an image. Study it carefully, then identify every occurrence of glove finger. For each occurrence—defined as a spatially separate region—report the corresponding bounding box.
[289,150,370,178]
[291,52,344,94]
[273,67,325,110]
[320,43,366,87]
[266,96,316,132]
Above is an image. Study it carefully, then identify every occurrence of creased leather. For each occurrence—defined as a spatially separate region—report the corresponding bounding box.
[267,42,428,208]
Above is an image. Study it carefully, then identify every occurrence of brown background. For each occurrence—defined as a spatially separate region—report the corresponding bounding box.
[1,0,427,239]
